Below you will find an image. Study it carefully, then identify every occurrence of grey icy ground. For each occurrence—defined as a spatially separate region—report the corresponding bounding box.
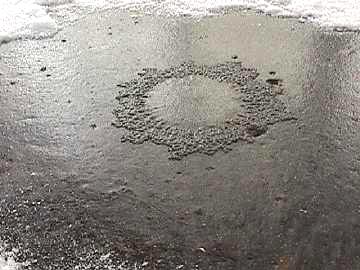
[1,8,360,270]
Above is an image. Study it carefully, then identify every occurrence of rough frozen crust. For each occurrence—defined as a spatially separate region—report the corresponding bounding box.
[113,61,296,160]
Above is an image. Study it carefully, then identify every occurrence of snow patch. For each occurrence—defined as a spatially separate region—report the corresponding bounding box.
[0,0,58,44]
[0,246,21,270]
[125,0,360,29]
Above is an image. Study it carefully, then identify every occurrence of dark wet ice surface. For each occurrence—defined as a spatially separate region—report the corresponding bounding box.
[1,10,360,269]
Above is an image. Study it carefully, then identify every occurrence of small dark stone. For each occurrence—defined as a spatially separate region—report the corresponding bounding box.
[40,67,47,72]
[351,116,359,122]
[247,254,255,260]
[194,207,204,216]
[275,194,287,202]
[90,124,97,129]
[61,39,67,43]
[46,74,51,77]
[231,55,238,60]
[108,32,112,35]
[10,81,16,85]
[245,124,268,137]
[266,78,283,86]
[269,71,276,76]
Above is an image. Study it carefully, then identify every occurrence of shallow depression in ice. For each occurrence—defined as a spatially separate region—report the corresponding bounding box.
[147,75,242,129]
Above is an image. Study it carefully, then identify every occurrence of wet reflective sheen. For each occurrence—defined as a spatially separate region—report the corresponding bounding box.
[148,75,241,128]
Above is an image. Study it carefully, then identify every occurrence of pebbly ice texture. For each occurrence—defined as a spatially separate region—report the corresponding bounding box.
[112,61,296,160]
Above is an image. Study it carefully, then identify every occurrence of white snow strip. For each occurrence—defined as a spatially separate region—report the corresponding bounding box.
[84,0,360,29]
